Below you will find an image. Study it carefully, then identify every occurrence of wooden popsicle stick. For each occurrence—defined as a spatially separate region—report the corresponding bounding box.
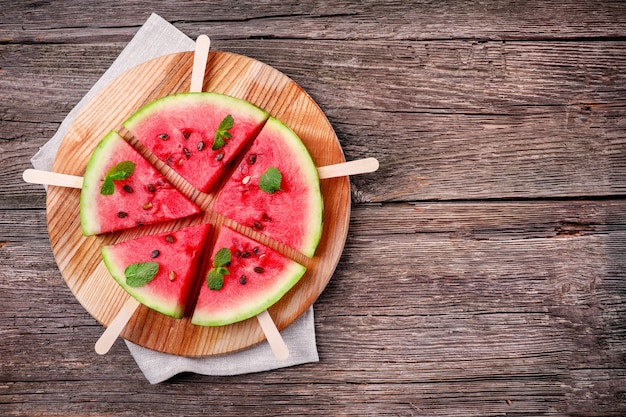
[23,168,83,189]
[317,157,379,179]
[95,297,140,355]
[190,35,211,93]
[23,157,380,190]
[256,309,290,360]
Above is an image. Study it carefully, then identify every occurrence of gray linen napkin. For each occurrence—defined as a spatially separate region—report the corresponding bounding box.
[31,13,319,384]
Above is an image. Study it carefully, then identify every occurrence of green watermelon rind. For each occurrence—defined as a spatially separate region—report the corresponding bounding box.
[101,246,184,318]
[121,91,269,134]
[267,117,323,258]
[124,92,323,258]
[121,92,270,193]
[80,130,119,236]
[190,261,307,327]
[79,130,201,236]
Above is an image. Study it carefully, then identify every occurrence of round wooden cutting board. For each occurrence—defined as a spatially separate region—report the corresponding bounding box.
[47,50,350,356]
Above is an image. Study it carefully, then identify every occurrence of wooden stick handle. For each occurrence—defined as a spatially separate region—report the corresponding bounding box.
[24,157,378,190]
[317,157,379,179]
[190,35,211,93]
[23,168,83,188]
[256,310,289,360]
[95,297,140,355]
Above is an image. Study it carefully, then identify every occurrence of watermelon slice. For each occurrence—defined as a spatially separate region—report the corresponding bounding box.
[213,117,323,258]
[122,92,269,193]
[101,224,211,319]
[191,226,306,326]
[80,131,201,236]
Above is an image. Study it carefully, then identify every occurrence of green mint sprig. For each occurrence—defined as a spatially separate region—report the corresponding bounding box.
[258,167,282,194]
[100,160,136,195]
[125,262,159,287]
[207,247,232,290]
[212,114,234,150]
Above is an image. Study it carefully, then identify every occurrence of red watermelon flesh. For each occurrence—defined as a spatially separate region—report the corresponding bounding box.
[191,226,306,326]
[101,224,210,319]
[122,92,269,193]
[80,131,201,236]
[213,117,323,258]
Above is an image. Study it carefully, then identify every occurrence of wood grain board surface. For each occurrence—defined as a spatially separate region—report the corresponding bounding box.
[4,1,626,416]
[47,50,350,356]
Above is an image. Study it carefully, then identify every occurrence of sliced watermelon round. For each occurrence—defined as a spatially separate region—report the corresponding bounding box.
[122,92,269,193]
[101,224,211,319]
[80,131,201,236]
[213,117,323,258]
[191,226,306,326]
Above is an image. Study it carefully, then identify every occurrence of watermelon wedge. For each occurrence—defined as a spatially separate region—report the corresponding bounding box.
[101,224,210,319]
[122,92,269,193]
[213,117,323,258]
[191,226,306,326]
[80,131,201,236]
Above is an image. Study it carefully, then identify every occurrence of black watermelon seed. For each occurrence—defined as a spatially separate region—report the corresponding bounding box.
[165,234,176,243]
[123,185,133,193]
[248,154,257,165]
[151,250,160,258]
[158,133,169,141]
[117,211,128,218]
[197,141,205,151]
[239,275,247,285]
[254,266,265,274]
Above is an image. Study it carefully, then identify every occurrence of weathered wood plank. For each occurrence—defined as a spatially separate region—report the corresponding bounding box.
[2,40,626,204]
[1,202,624,416]
[4,40,626,117]
[1,0,626,44]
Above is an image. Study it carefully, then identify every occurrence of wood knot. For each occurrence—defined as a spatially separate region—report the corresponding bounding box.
[554,221,595,237]
[351,189,371,204]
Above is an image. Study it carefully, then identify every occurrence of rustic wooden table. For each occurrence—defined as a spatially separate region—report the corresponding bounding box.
[2,1,626,416]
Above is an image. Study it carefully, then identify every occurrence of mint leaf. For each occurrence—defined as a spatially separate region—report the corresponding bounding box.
[213,248,231,267]
[212,135,225,151]
[106,161,135,180]
[207,268,225,290]
[259,167,282,194]
[125,262,159,287]
[218,114,234,132]
[212,114,234,150]
[100,160,136,195]
[100,177,115,195]
[206,248,232,290]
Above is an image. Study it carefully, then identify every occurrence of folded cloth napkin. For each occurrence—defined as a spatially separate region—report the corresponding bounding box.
[31,12,319,384]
